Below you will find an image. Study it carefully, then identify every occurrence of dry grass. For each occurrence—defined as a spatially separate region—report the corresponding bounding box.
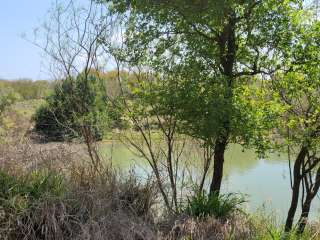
[158,213,253,240]
[0,178,158,240]
[0,138,159,240]
[0,140,74,175]
[0,139,319,240]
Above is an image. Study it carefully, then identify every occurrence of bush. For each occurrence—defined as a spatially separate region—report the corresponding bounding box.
[0,170,65,213]
[33,74,108,141]
[0,87,20,116]
[0,165,158,240]
[185,191,246,219]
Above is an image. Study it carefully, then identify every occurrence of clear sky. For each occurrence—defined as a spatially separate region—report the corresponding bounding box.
[0,1,54,80]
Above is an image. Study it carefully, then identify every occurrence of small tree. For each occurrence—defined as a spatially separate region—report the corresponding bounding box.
[103,0,303,195]
[0,87,20,117]
[114,69,187,212]
[273,19,320,233]
[33,0,117,173]
[34,74,108,142]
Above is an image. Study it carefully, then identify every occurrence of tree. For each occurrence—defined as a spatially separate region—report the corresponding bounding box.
[270,18,320,233]
[101,0,302,194]
[33,73,108,142]
[110,68,188,212]
[0,87,20,117]
[33,0,117,173]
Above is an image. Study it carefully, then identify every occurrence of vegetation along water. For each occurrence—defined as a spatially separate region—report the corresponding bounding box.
[1,0,320,239]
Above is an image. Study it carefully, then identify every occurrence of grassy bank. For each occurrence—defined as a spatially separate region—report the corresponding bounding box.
[0,100,43,142]
[0,141,319,240]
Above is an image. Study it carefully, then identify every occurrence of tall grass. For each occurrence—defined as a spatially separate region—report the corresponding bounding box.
[0,141,319,239]
[247,208,320,240]
[185,191,246,219]
[0,170,65,210]
[0,140,158,239]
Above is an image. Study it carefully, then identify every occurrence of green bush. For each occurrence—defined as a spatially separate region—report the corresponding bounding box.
[0,87,21,116]
[185,191,246,219]
[33,74,108,141]
[0,170,65,212]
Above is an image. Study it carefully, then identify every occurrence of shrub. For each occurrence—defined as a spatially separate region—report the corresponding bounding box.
[185,191,246,219]
[165,215,254,240]
[0,165,158,240]
[33,74,108,141]
[0,86,20,116]
[0,170,65,212]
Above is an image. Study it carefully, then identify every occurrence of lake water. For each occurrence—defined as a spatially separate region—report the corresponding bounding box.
[100,141,320,221]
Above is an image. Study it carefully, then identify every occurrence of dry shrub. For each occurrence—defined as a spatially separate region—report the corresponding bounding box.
[69,164,158,221]
[0,139,76,175]
[163,214,254,240]
[73,210,157,240]
[0,158,158,240]
[0,139,257,240]
[3,195,157,240]
[309,221,320,238]
[66,170,158,240]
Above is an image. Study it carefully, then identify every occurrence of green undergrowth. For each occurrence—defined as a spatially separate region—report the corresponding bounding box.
[184,191,246,219]
[0,170,65,213]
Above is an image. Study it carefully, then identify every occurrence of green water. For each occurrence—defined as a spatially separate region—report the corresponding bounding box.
[99,141,320,221]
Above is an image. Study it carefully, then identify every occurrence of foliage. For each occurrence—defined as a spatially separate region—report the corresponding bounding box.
[0,79,51,100]
[185,191,246,219]
[0,170,65,212]
[118,72,189,211]
[106,97,128,130]
[270,19,320,233]
[232,82,285,155]
[273,20,320,149]
[0,86,21,141]
[33,74,109,141]
[251,212,318,240]
[104,0,302,143]
[103,0,305,195]
[0,86,21,116]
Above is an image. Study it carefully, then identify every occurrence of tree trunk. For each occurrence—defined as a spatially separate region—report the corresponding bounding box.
[209,136,228,195]
[297,167,320,234]
[297,195,312,234]
[209,14,235,196]
[199,144,212,192]
[167,136,178,211]
[285,178,301,232]
[284,146,308,232]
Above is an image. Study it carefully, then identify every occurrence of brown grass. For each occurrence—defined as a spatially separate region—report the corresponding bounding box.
[0,139,159,240]
[1,139,319,240]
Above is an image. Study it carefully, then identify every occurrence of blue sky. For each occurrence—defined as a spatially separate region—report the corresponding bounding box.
[0,1,54,80]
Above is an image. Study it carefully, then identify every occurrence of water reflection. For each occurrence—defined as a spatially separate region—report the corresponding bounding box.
[99,141,320,221]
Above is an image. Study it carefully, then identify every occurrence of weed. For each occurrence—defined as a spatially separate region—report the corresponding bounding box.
[185,191,246,219]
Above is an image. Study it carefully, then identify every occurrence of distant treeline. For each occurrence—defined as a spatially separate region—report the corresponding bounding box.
[0,71,129,101]
[0,79,53,100]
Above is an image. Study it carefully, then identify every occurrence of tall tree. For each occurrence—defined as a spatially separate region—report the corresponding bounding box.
[271,17,320,233]
[101,0,302,194]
